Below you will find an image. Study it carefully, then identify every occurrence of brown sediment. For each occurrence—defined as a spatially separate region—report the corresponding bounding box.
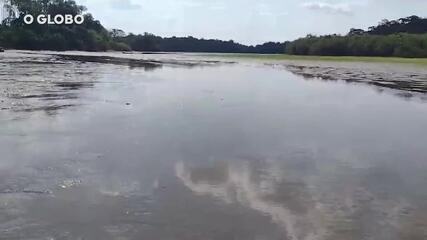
[57,54,164,70]
[0,55,98,114]
[55,54,236,69]
[275,63,427,98]
[0,51,237,115]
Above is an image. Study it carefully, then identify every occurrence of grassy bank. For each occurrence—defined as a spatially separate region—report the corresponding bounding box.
[213,53,427,65]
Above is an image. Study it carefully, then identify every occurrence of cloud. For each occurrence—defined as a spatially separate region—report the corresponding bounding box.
[109,0,141,10]
[302,2,353,15]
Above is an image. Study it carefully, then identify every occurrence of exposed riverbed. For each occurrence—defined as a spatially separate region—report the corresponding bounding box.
[1,51,427,240]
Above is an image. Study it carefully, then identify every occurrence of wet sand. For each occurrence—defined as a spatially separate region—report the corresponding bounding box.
[1,51,427,240]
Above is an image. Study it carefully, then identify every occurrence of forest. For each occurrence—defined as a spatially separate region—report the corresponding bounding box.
[285,16,427,57]
[1,0,427,57]
[0,0,118,51]
[0,0,284,53]
[113,31,284,53]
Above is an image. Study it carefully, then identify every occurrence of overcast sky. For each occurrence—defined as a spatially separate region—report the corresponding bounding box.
[79,0,427,45]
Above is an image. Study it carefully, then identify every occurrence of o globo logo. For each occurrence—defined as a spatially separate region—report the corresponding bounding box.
[24,14,85,25]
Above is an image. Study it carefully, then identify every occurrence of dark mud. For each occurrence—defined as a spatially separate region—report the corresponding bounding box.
[278,63,427,100]
[55,53,236,69]
[57,55,164,71]
[0,51,235,114]
[0,61,97,114]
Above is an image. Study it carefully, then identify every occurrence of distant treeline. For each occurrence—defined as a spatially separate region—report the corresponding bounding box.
[0,0,284,53]
[113,31,284,53]
[285,16,427,57]
[1,1,427,57]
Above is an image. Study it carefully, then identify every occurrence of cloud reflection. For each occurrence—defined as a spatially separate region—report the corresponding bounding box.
[176,154,424,240]
[176,160,328,240]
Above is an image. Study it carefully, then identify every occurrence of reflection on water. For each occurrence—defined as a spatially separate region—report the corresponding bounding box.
[1,51,427,239]
[176,153,427,240]
[176,160,322,240]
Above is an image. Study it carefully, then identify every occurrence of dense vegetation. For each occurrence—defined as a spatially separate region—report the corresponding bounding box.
[114,31,284,53]
[1,1,426,57]
[0,0,284,53]
[0,0,120,51]
[285,16,427,58]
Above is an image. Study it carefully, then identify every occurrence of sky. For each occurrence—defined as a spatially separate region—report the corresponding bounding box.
[79,0,427,45]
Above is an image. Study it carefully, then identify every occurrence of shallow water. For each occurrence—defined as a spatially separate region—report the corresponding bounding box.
[1,51,427,240]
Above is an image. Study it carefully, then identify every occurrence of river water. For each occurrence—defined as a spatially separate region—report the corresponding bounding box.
[1,51,427,240]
